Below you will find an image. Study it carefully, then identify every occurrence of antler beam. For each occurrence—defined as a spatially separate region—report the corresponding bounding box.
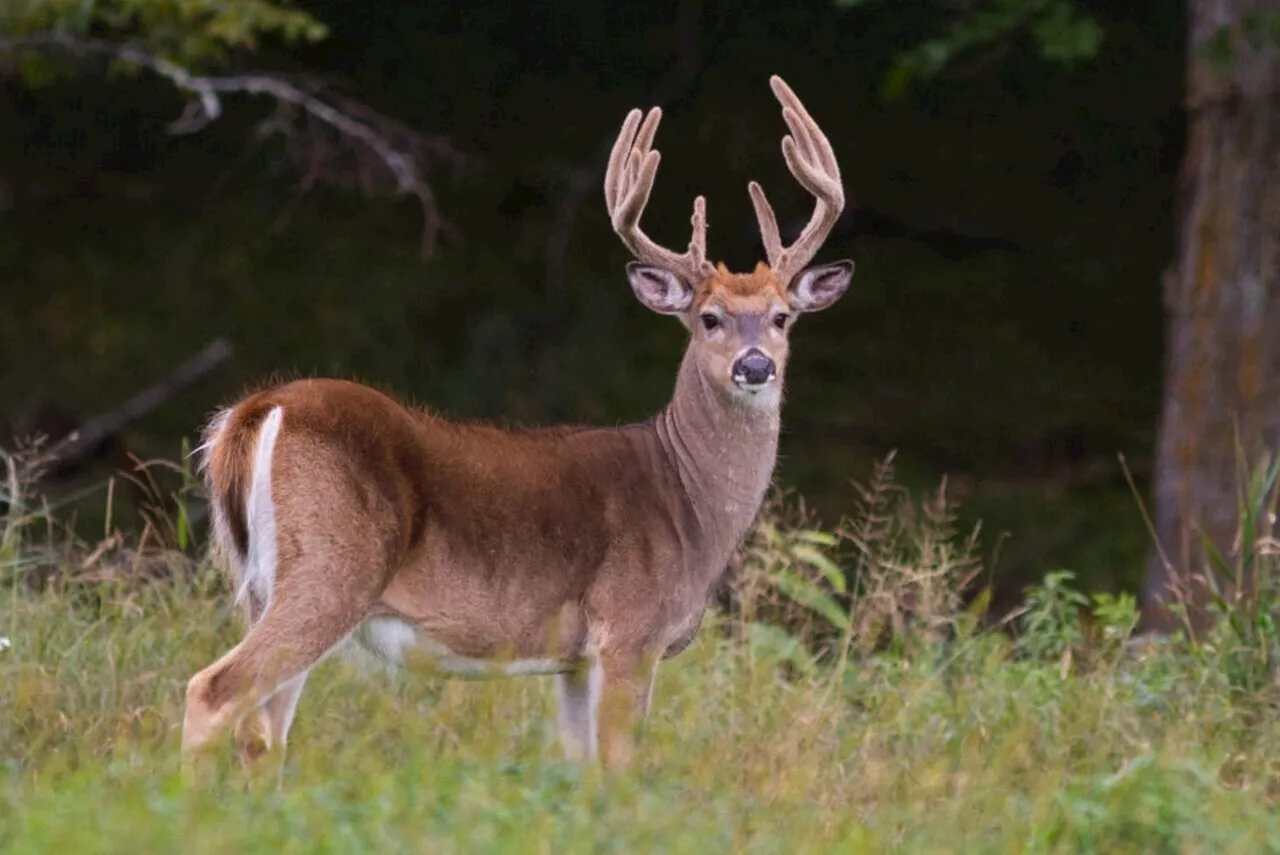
[748,76,845,284]
[605,107,716,283]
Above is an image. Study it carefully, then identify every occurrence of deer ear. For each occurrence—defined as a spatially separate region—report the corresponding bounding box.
[627,262,695,315]
[788,260,854,313]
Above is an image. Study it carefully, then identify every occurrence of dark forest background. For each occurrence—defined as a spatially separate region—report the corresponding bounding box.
[0,0,1187,603]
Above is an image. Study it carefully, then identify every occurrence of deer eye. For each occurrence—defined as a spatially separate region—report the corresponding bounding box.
[700,313,721,331]
[773,312,790,330]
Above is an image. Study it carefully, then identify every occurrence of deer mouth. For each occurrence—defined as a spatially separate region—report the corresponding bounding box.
[731,371,778,394]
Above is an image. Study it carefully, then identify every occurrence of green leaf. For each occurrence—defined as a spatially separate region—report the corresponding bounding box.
[1032,0,1103,64]
[790,543,847,594]
[794,529,839,547]
[770,571,849,630]
[175,497,189,552]
[966,585,993,622]
[1196,528,1232,585]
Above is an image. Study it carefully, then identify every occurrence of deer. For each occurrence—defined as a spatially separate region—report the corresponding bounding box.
[182,75,853,771]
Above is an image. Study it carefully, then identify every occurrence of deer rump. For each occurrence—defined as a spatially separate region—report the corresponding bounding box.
[201,377,706,679]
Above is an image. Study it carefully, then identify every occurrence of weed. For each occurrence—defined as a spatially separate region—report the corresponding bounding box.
[1,451,1279,852]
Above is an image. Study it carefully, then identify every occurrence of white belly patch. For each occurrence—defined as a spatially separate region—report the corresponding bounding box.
[344,616,574,679]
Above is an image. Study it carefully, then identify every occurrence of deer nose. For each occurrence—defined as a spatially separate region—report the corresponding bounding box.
[731,349,776,388]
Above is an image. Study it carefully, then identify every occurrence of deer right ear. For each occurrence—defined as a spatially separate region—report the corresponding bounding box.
[627,262,695,315]
[788,260,854,313]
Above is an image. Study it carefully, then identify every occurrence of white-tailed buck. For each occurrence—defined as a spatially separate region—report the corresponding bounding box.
[184,75,852,769]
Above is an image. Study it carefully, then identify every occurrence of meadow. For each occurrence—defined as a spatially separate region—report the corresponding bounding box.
[2,451,1278,854]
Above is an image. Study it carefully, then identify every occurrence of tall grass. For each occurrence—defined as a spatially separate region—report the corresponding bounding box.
[1,450,1278,853]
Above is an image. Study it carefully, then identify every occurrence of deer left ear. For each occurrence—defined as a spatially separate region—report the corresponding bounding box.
[627,262,695,315]
[788,260,854,313]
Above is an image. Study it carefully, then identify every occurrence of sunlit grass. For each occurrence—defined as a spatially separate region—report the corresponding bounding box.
[3,573,1278,852]
[2,454,1279,853]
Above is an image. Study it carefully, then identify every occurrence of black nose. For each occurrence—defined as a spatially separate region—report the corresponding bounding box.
[732,349,776,386]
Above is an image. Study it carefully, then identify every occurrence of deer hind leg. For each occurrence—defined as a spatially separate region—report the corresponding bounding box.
[182,567,375,770]
[232,670,311,766]
[224,593,312,766]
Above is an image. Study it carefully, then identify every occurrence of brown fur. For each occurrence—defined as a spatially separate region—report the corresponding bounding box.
[182,75,853,773]
[703,262,788,300]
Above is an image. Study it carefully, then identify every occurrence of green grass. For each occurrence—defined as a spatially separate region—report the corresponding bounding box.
[2,458,1279,853]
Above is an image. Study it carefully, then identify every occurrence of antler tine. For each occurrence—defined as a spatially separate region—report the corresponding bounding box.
[604,104,715,284]
[749,75,846,284]
[605,108,643,213]
[748,180,783,268]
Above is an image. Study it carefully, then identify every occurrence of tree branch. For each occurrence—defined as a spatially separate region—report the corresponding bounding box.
[25,338,235,480]
[0,33,463,257]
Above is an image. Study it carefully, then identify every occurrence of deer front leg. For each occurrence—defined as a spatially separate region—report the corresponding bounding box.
[594,650,659,768]
[554,660,600,761]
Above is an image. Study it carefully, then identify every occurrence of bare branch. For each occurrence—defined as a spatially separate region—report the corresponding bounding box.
[0,33,463,257]
[20,338,235,481]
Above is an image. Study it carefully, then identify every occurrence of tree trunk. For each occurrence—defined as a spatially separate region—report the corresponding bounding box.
[1143,0,1280,632]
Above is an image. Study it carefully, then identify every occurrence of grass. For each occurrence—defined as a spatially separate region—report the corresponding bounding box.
[1,453,1279,853]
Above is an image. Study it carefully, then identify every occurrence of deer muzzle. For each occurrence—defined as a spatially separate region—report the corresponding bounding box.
[731,348,777,391]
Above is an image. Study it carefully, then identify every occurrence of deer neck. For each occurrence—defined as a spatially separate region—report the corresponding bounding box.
[654,346,781,570]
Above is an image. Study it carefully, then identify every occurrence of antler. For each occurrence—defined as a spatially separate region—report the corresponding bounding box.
[748,76,845,284]
[605,106,716,283]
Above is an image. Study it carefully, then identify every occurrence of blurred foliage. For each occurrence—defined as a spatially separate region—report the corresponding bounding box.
[1199,10,1280,74]
[836,0,1103,97]
[0,0,326,66]
[0,0,1183,601]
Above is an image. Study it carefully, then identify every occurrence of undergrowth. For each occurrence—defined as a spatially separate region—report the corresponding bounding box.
[1,449,1279,853]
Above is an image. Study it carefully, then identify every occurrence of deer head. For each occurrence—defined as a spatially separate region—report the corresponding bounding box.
[604,75,853,409]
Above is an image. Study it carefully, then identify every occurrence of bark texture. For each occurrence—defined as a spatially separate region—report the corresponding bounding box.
[1143,0,1280,630]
